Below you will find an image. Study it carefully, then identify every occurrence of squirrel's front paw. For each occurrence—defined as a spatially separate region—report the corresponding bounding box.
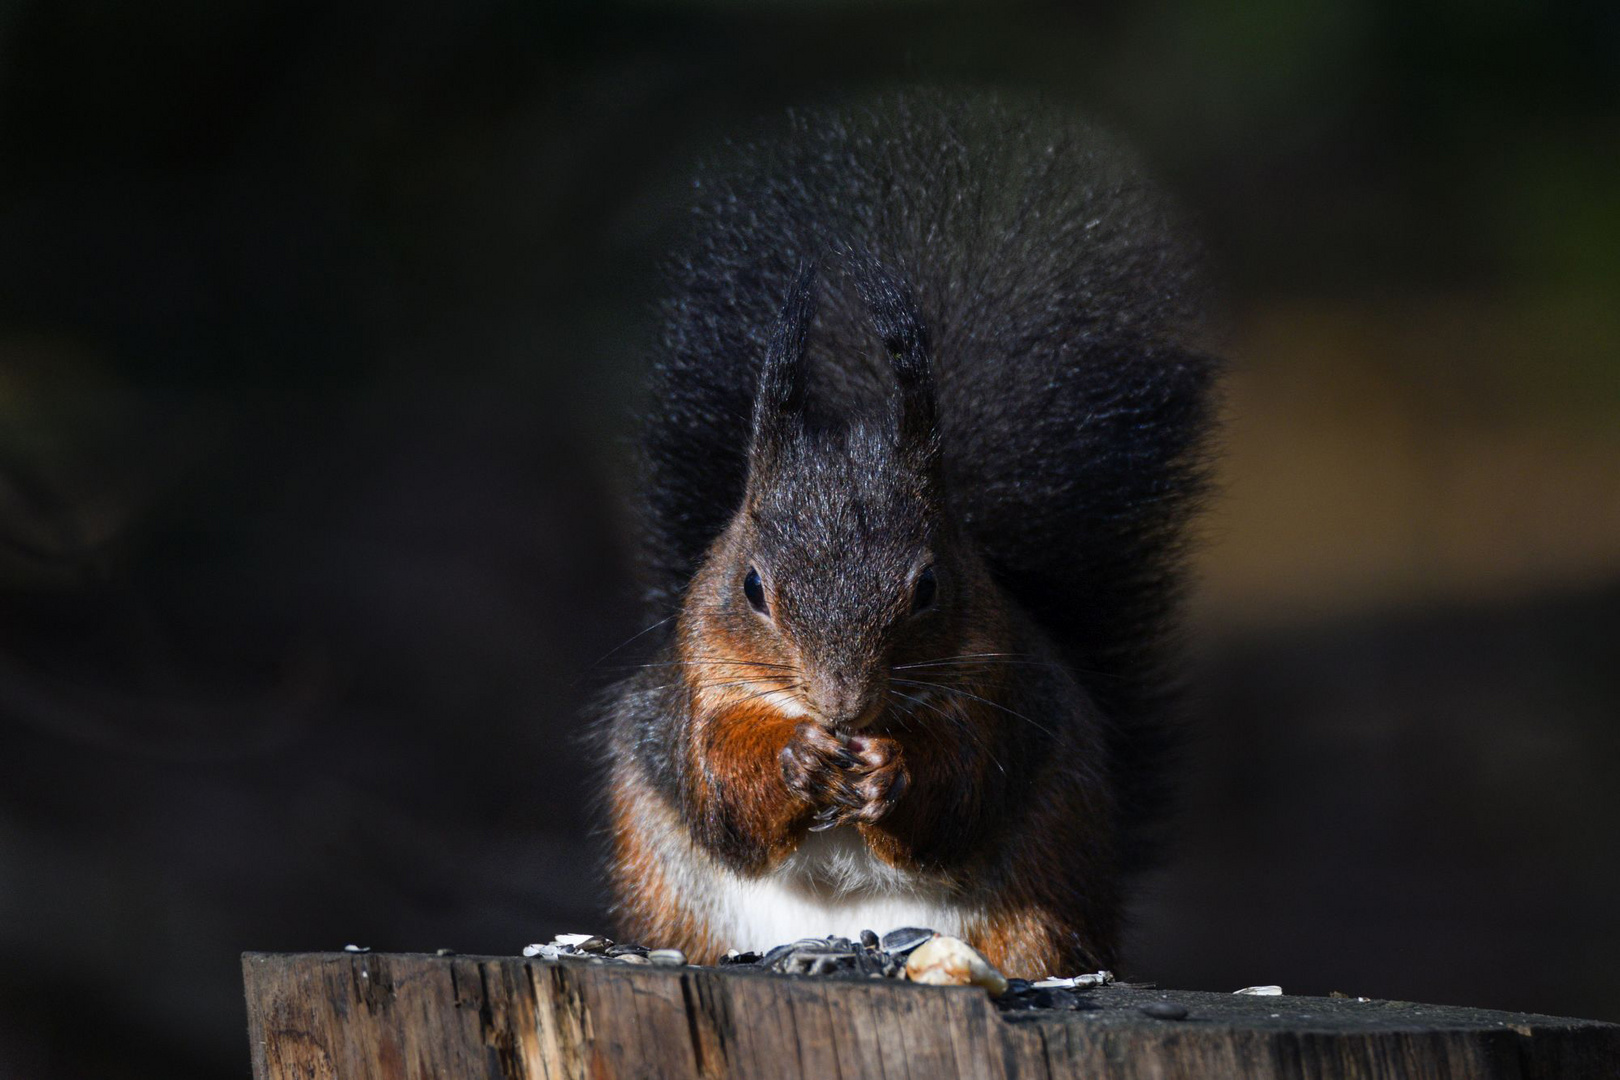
[782,725,909,831]
[780,721,859,810]
[843,734,908,824]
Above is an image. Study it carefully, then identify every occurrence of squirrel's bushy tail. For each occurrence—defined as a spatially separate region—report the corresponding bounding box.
[638,90,1220,871]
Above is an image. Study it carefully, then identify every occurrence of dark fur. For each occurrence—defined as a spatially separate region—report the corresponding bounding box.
[624,91,1220,879]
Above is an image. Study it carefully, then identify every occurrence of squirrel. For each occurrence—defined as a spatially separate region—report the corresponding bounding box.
[599,92,1219,977]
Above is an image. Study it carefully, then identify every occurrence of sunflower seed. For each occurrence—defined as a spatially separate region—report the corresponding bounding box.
[880,927,935,954]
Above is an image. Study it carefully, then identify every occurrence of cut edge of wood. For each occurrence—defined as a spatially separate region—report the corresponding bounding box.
[241,951,1620,1080]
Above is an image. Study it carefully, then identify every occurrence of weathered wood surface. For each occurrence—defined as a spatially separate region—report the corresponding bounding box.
[243,952,1620,1080]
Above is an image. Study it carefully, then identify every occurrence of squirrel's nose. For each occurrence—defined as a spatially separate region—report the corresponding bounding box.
[810,673,887,732]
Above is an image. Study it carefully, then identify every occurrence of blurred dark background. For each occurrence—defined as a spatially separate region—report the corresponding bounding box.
[1,1,1616,1075]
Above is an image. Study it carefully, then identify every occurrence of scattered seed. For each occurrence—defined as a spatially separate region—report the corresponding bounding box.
[760,943,797,968]
[880,927,935,954]
[1032,972,1114,989]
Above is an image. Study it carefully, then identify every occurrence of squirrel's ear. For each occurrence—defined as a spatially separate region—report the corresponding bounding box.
[748,261,817,471]
[853,256,939,465]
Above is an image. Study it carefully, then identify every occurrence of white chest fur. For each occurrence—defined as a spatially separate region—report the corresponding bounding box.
[699,828,971,951]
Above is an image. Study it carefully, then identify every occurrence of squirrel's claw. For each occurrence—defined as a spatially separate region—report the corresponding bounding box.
[808,806,844,832]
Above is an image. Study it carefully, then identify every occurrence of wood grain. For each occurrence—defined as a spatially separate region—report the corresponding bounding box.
[243,952,1620,1080]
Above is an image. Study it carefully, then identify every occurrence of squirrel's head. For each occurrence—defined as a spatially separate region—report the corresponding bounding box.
[678,261,1007,733]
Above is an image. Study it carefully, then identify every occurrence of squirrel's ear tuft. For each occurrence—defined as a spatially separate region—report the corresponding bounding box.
[852,255,939,464]
[749,261,817,470]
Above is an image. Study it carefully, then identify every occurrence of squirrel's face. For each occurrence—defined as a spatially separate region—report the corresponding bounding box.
[682,422,995,733]
[677,258,1004,732]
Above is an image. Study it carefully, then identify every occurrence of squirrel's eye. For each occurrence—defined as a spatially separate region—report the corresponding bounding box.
[912,565,937,613]
[743,567,769,615]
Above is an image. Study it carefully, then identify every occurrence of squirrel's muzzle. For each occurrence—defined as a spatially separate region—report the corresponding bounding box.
[808,671,889,733]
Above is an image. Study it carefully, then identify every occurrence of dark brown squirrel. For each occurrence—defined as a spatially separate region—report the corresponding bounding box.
[599,93,1219,977]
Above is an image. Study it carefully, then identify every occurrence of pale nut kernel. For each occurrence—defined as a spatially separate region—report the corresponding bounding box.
[902,935,1009,995]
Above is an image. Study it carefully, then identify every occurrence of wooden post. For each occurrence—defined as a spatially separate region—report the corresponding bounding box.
[243,951,1620,1079]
